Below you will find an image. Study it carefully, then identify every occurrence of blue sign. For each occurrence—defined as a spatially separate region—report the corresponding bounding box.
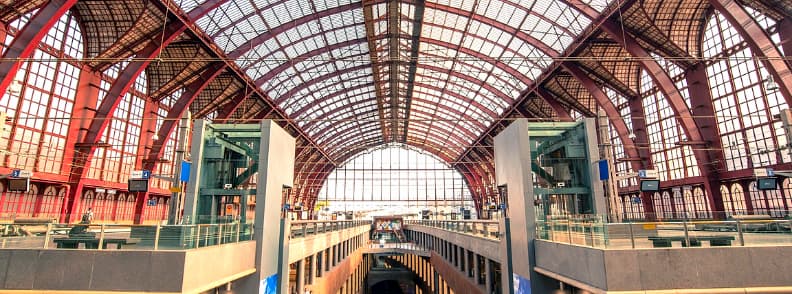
[767,168,775,177]
[180,161,191,182]
[632,196,642,204]
[499,203,507,210]
[598,160,609,180]
[513,273,531,294]
[638,170,646,178]
[283,204,290,211]
[10,169,19,177]
[147,199,156,206]
[259,274,278,294]
[142,170,151,179]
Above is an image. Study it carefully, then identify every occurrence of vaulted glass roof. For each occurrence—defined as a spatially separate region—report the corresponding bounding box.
[175,0,611,162]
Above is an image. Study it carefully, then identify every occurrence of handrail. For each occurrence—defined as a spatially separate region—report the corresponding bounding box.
[404,220,501,240]
[535,218,792,249]
[0,221,255,251]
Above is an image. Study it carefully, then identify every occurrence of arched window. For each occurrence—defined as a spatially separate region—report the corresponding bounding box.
[318,145,474,219]
[93,194,107,221]
[87,62,147,184]
[116,194,135,222]
[4,184,39,218]
[640,67,699,182]
[38,186,63,219]
[783,179,792,215]
[652,192,664,219]
[673,190,685,218]
[730,183,747,215]
[0,10,83,173]
[748,181,767,215]
[79,190,95,219]
[693,187,710,218]
[721,185,733,216]
[703,11,788,172]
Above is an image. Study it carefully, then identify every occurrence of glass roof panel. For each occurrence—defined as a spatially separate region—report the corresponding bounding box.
[186,0,609,161]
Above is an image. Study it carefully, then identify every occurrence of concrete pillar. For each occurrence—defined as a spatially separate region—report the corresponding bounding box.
[333,244,338,266]
[459,247,465,272]
[324,249,330,273]
[309,254,317,284]
[473,254,481,285]
[238,120,295,294]
[485,259,492,294]
[296,259,306,294]
[433,270,440,294]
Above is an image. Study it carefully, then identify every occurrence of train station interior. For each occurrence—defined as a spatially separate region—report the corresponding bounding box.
[0,0,791,293]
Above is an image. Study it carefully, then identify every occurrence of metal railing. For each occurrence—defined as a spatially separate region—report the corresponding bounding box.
[536,218,792,249]
[404,220,500,240]
[0,221,254,250]
[289,220,370,239]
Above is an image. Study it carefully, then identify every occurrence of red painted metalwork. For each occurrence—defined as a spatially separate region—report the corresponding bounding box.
[779,18,792,63]
[626,93,652,170]
[226,2,361,59]
[132,96,162,224]
[143,63,227,171]
[534,88,573,121]
[686,64,728,216]
[64,21,187,223]
[0,0,78,102]
[216,90,258,120]
[453,0,639,171]
[563,62,641,172]
[710,0,792,107]
[599,20,707,156]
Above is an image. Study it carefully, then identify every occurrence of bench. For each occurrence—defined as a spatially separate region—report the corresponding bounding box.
[53,237,136,249]
[648,236,735,247]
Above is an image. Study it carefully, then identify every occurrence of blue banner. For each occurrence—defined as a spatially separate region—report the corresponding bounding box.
[513,274,531,294]
[180,161,191,182]
[598,159,609,180]
[260,274,278,294]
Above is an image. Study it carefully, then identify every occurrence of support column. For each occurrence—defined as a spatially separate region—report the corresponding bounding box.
[474,254,481,285]
[686,64,727,218]
[309,254,317,284]
[238,120,295,294]
[296,259,306,294]
[485,260,492,294]
[459,247,465,272]
[433,271,440,294]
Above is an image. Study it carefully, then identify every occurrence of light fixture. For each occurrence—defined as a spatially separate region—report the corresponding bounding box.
[628,132,637,140]
[7,78,22,95]
[765,75,779,91]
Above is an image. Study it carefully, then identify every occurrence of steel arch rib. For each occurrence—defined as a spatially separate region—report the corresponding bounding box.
[296,81,497,128]
[308,101,483,144]
[534,88,573,120]
[275,66,508,128]
[710,0,792,107]
[143,62,227,171]
[216,90,257,120]
[0,0,78,101]
[563,62,642,172]
[65,21,187,221]
[599,20,706,146]
[225,2,362,59]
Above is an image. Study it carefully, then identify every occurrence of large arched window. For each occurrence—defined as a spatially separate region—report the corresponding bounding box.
[318,145,474,218]
[87,62,147,183]
[640,64,699,182]
[703,11,789,172]
[0,11,83,174]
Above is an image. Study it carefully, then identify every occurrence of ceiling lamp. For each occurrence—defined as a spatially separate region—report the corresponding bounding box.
[7,75,22,95]
[765,75,779,91]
